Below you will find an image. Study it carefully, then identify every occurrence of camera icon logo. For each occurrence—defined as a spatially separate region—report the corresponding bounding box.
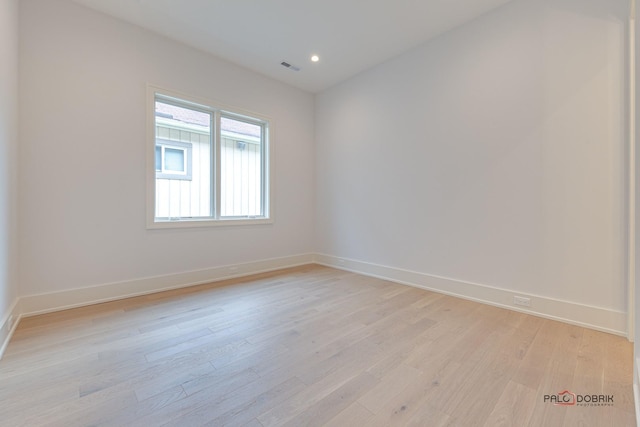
[555,390,577,406]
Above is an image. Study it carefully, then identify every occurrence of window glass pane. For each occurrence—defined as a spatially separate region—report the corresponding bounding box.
[220,116,263,217]
[155,146,161,171]
[164,148,185,172]
[155,100,211,219]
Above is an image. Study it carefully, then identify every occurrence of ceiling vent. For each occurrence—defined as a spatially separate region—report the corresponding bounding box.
[281,61,300,72]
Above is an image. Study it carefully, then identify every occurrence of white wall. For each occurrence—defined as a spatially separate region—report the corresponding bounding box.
[18,0,315,298]
[0,0,19,343]
[316,0,628,319]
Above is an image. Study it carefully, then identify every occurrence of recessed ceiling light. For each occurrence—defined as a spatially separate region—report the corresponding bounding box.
[311,55,320,63]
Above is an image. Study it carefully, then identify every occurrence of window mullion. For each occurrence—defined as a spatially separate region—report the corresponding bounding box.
[261,124,266,217]
[214,112,221,220]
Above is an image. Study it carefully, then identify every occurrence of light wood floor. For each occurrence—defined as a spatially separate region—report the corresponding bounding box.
[0,265,635,426]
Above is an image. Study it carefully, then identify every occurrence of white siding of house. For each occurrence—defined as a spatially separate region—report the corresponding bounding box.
[155,125,211,218]
[221,137,262,217]
[155,125,262,218]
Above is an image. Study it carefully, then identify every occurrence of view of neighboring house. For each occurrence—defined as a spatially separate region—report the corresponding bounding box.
[155,101,264,219]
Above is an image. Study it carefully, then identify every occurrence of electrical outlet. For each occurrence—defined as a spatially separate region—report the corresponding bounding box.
[513,296,531,307]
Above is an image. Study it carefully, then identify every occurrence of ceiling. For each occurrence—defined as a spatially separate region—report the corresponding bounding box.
[70,0,513,93]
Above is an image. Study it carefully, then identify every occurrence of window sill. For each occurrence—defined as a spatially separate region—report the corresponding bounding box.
[147,217,273,229]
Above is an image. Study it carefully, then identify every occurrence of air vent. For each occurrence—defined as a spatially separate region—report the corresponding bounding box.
[281,61,300,72]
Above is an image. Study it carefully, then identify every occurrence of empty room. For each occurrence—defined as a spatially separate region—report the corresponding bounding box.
[1,0,640,425]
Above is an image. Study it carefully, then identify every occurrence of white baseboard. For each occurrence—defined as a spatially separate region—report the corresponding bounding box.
[0,298,22,360]
[20,253,315,317]
[634,378,640,427]
[2,251,628,361]
[313,254,628,337]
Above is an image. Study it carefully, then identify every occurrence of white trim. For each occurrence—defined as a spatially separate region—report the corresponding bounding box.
[214,111,221,219]
[632,0,640,420]
[313,254,628,337]
[20,254,314,317]
[149,216,274,229]
[634,382,640,427]
[146,84,157,228]
[630,0,637,343]
[635,358,640,427]
[0,299,22,360]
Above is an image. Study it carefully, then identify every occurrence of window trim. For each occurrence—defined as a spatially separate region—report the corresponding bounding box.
[146,85,273,229]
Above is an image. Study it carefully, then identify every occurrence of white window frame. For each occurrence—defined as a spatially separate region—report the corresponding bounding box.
[146,85,273,229]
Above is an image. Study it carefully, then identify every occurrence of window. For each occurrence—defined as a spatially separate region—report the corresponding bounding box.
[147,87,271,227]
[155,140,192,180]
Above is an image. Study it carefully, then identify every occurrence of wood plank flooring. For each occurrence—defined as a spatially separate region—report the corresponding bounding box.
[0,265,635,426]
